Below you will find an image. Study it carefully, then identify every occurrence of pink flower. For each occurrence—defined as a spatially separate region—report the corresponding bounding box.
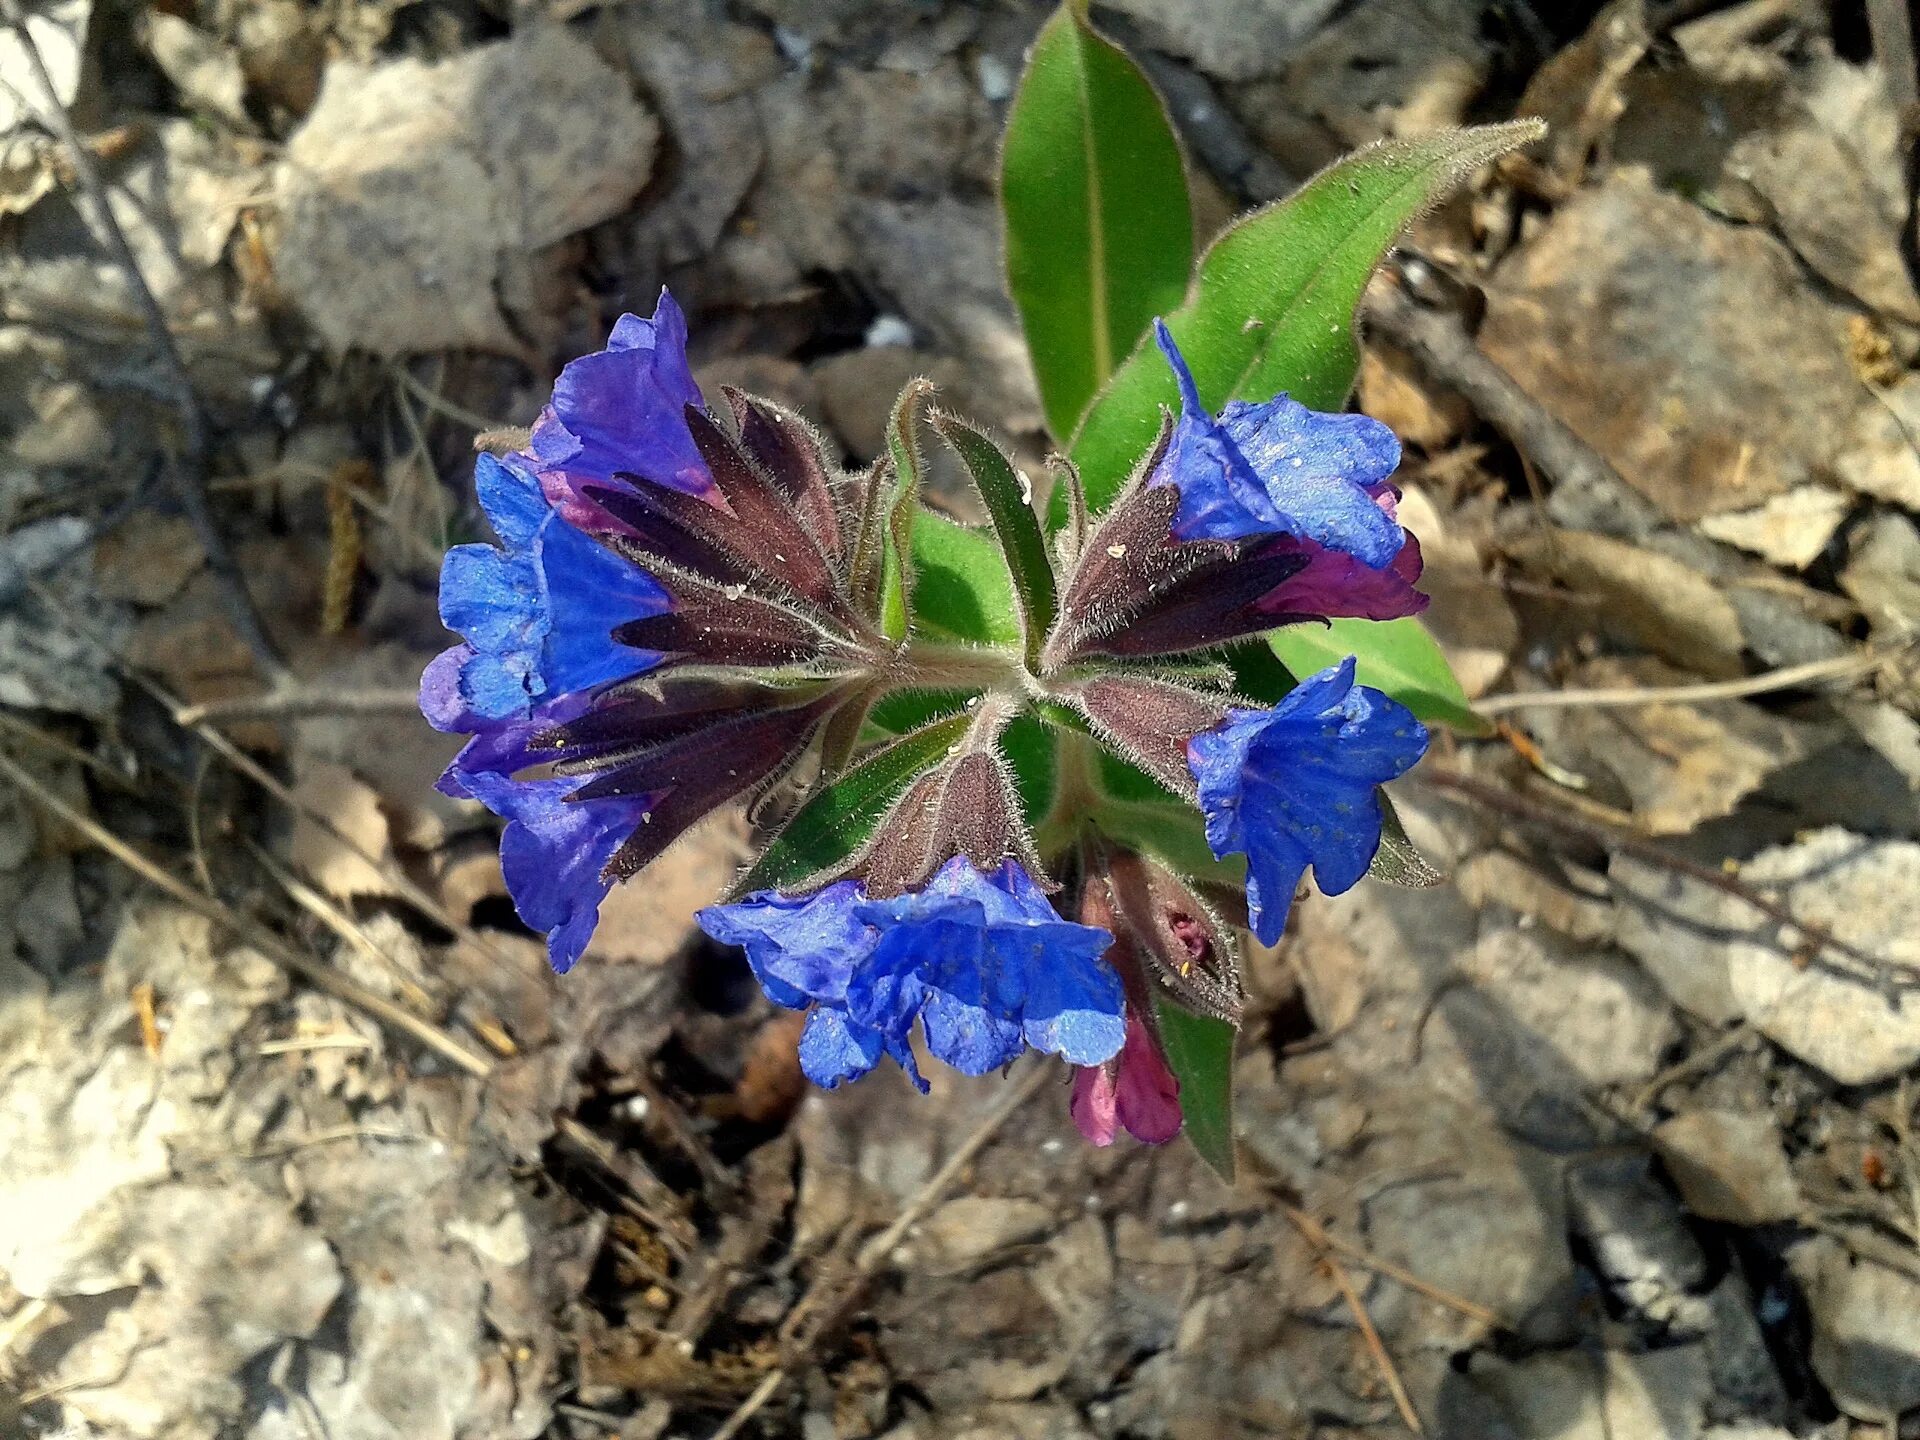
[1071,1013,1182,1146]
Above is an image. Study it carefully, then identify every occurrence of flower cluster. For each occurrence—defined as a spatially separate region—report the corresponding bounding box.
[425,292,1429,1149]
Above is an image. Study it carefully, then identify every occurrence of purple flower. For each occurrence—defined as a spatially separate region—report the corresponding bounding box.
[1150,321,1405,565]
[1043,326,1425,669]
[698,857,1126,1091]
[1187,657,1427,945]
[530,289,715,531]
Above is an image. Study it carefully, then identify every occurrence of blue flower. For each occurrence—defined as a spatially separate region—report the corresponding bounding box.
[1188,658,1427,945]
[698,857,1126,1091]
[428,450,668,725]
[1150,321,1405,566]
[449,761,654,977]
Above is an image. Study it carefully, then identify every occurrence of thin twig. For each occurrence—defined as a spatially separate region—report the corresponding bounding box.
[1304,1231,1424,1434]
[708,1062,1053,1439]
[248,839,442,1016]
[0,0,285,682]
[173,686,424,727]
[1631,1023,1760,1113]
[392,364,506,435]
[1279,1204,1507,1330]
[1418,767,1916,998]
[1477,646,1902,715]
[29,584,522,977]
[707,1369,784,1440]
[0,747,493,1078]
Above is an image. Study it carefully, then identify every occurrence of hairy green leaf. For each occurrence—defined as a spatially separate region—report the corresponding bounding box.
[1003,0,1192,442]
[738,712,974,894]
[1268,616,1488,733]
[1155,999,1236,1181]
[907,509,1022,647]
[931,414,1058,667]
[1062,120,1545,514]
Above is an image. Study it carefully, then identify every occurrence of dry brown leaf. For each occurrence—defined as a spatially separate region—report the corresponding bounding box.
[289,761,396,900]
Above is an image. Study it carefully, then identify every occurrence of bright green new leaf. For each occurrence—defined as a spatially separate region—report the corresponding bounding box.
[1268,616,1488,733]
[907,509,1022,647]
[1003,0,1192,442]
[1062,120,1545,514]
[850,381,934,642]
[738,711,975,895]
[931,413,1058,668]
[1155,999,1236,1181]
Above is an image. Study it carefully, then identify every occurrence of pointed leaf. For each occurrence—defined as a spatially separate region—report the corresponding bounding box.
[852,380,934,640]
[1061,120,1545,515]
[738,711,974,894]
[1154,998,1236,1181]
[931,414,1057,667]
[1370,788,1445,887]
[1003,0,1193,441]
[1268,616,1489,733]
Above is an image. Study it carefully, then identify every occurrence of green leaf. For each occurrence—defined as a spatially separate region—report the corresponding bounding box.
[738,712,973,894]
[1002,0,1192,443]
[931,414,1058,668]
[999,714,1058,820]
[851,381,934,641]
[1268,617,1489,733]
[907,509,1022,647]
[1094,796,1243,888]
[1061,120,1545,515]
[1155,999,1236,1181]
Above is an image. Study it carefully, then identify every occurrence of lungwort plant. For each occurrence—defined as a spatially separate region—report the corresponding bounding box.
[422,1,1541,1177]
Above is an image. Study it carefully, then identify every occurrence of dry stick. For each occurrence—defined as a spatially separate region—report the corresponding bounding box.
[174,686,424,727]
[248,839,442,1017]
[0,748,493,1078]
[0,0,285,684]
[1418,767,1914,996]
[31,583,521,976]
[1476,645,1905,716]
[1278,1204,1507,1331]
[1631,1022,1759,1113]
[709,1061,1054,1440]
[1318,1243,1425,1435]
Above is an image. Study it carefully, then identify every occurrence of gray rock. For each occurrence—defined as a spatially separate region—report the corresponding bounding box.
[1445,1345,1716,1440]
[1615,828,1920,1083]
[1610,853,1746,1024]
[1654,1109,1800,1225]
[1481,174,1918,525]
[1097,0,1341,82]
[276,28,657,355]
[1724,830,1920,1085]
[1789,1236,1920,1420]
[1567,1154,1708,1326]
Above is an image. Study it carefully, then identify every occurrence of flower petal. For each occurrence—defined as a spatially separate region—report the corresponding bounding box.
[532,289,712,507]
[1188,658,1428,944]
[1148,322,1406,568]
